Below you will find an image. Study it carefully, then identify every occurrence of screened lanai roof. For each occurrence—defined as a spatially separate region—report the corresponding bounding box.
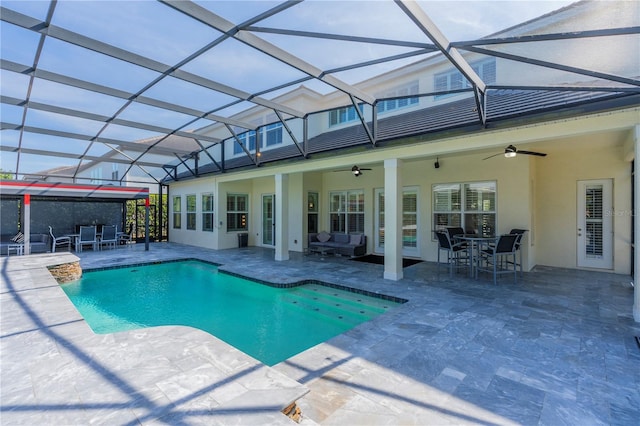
[1,0,639,185]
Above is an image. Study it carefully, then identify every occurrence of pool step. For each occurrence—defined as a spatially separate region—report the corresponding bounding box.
[295,285,392,311]
[281,286,392,326]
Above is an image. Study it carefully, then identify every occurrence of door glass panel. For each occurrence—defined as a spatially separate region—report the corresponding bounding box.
[262,195,274,245]
[378,192,385,247]
[585,185,603,258]
[403,191,417,248]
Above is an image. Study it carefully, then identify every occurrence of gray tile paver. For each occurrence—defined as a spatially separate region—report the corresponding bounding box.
[2,243,639,425]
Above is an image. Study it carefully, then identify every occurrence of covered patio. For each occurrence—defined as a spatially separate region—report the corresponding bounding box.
[1,244,638,424]
[1,1,639,424]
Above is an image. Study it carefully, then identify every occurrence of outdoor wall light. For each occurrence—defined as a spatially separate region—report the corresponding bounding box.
[434,158,440,169]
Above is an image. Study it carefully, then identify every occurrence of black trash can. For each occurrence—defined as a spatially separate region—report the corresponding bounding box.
[238,233,248,248]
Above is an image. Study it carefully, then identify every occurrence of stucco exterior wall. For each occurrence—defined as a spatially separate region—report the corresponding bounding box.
[535,134,632,274]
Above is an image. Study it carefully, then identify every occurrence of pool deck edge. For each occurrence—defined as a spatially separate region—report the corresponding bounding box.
[1,253,308,425]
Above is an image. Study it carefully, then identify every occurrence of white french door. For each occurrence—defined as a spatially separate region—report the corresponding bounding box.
[577,179,613,269]
[262,194,275,246]
[374,187,419,256]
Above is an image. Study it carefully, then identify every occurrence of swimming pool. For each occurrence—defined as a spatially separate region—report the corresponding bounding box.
[61,260,403,366]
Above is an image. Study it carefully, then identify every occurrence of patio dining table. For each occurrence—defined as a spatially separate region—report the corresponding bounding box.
[66,232,124,252]
[454,234,497,278]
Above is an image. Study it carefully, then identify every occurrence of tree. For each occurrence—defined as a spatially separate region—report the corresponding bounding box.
[0,169,15,179]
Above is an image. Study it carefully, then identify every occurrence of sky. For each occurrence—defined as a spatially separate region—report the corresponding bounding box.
[0,0,580,175]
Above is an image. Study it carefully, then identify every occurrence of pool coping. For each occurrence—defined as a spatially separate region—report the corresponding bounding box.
[82,257,409,305]
[1,253,310,424]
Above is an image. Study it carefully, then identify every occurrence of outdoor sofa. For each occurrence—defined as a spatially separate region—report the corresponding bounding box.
[308,232,367,257]
[0,233,51,256]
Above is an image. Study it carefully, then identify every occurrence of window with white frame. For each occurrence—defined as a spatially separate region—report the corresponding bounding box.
[329,105,364,127]
[90,168,102,184]
[186,194,196,230]
[434,58,496,98]
[202,193,214,232]
[111,164,118,181]
[232,123,284,155]
[227,194,248,231]
[265,123,283,146]
[172,196,182,229]
[378,81,420,113]
[233,130,257,155]
[307,192,318,234]
[433,181,496,237]
[329,190,364,233]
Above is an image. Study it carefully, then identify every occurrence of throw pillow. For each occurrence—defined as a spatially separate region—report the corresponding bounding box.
[350,234,362,245]
[317,231,331,243]
[11,232,23,243]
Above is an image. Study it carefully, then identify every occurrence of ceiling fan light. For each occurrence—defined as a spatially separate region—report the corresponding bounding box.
[504,145,517,158]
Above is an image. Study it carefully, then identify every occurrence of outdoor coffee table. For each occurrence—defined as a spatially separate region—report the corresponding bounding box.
[309,246,336,256]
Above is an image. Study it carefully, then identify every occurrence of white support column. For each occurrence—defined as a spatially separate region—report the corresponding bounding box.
[384,158,403,281]
[23,194,31,255]
[634,125,640,322]
[275,173,289,261]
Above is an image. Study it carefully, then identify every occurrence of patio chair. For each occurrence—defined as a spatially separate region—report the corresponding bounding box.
[118,223,134,246]
[48,226,71,253]
[100,225,118,250]
[436,231,470,276]
[76,226,98,252]
[476,234,519,285]
[446,226,469,248]
[507,229,527,276]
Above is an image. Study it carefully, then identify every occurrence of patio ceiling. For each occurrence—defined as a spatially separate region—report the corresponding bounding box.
[1,0,638,185]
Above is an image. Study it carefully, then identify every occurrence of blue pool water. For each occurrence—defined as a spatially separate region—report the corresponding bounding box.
[61,260,401,366]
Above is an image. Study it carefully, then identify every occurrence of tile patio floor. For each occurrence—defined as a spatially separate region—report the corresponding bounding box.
[1,242,639,425]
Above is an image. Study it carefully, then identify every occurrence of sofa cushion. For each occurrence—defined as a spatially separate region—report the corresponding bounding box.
[317,231,331,243]
[333,233,349,244]
[31,234,46,243]
[11,232,24,243]
[350,234,362,245]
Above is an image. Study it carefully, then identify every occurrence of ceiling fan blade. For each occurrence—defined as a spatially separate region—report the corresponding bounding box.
[360,168,372,171]
[482,152,502,160]
[517,150,547,157]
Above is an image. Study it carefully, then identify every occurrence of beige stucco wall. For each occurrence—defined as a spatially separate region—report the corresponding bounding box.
[168,108,637,273]
[535,134,632,274]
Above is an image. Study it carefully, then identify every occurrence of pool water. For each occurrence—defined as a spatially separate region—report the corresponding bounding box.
[61,260,400,366]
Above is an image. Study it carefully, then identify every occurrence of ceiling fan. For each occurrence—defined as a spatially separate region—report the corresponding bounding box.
[333,165,372,177]
[483,145,547,160]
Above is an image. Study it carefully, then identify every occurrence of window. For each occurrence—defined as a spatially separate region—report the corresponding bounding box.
[329,105,364,127]
[186,194,196,230]
[90,168,102,184]
[434,58,496,99]
[265,123,283,147]
[227,194,248,231]
[433,181,496,237]
[307,192,318,234]
[378,82,420,113]
[172,196,182,229]
[233,130,257,155]
[111,164,118,181]
[202,193,214,232]
[329,191,364,233]
[232,124,284,154]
